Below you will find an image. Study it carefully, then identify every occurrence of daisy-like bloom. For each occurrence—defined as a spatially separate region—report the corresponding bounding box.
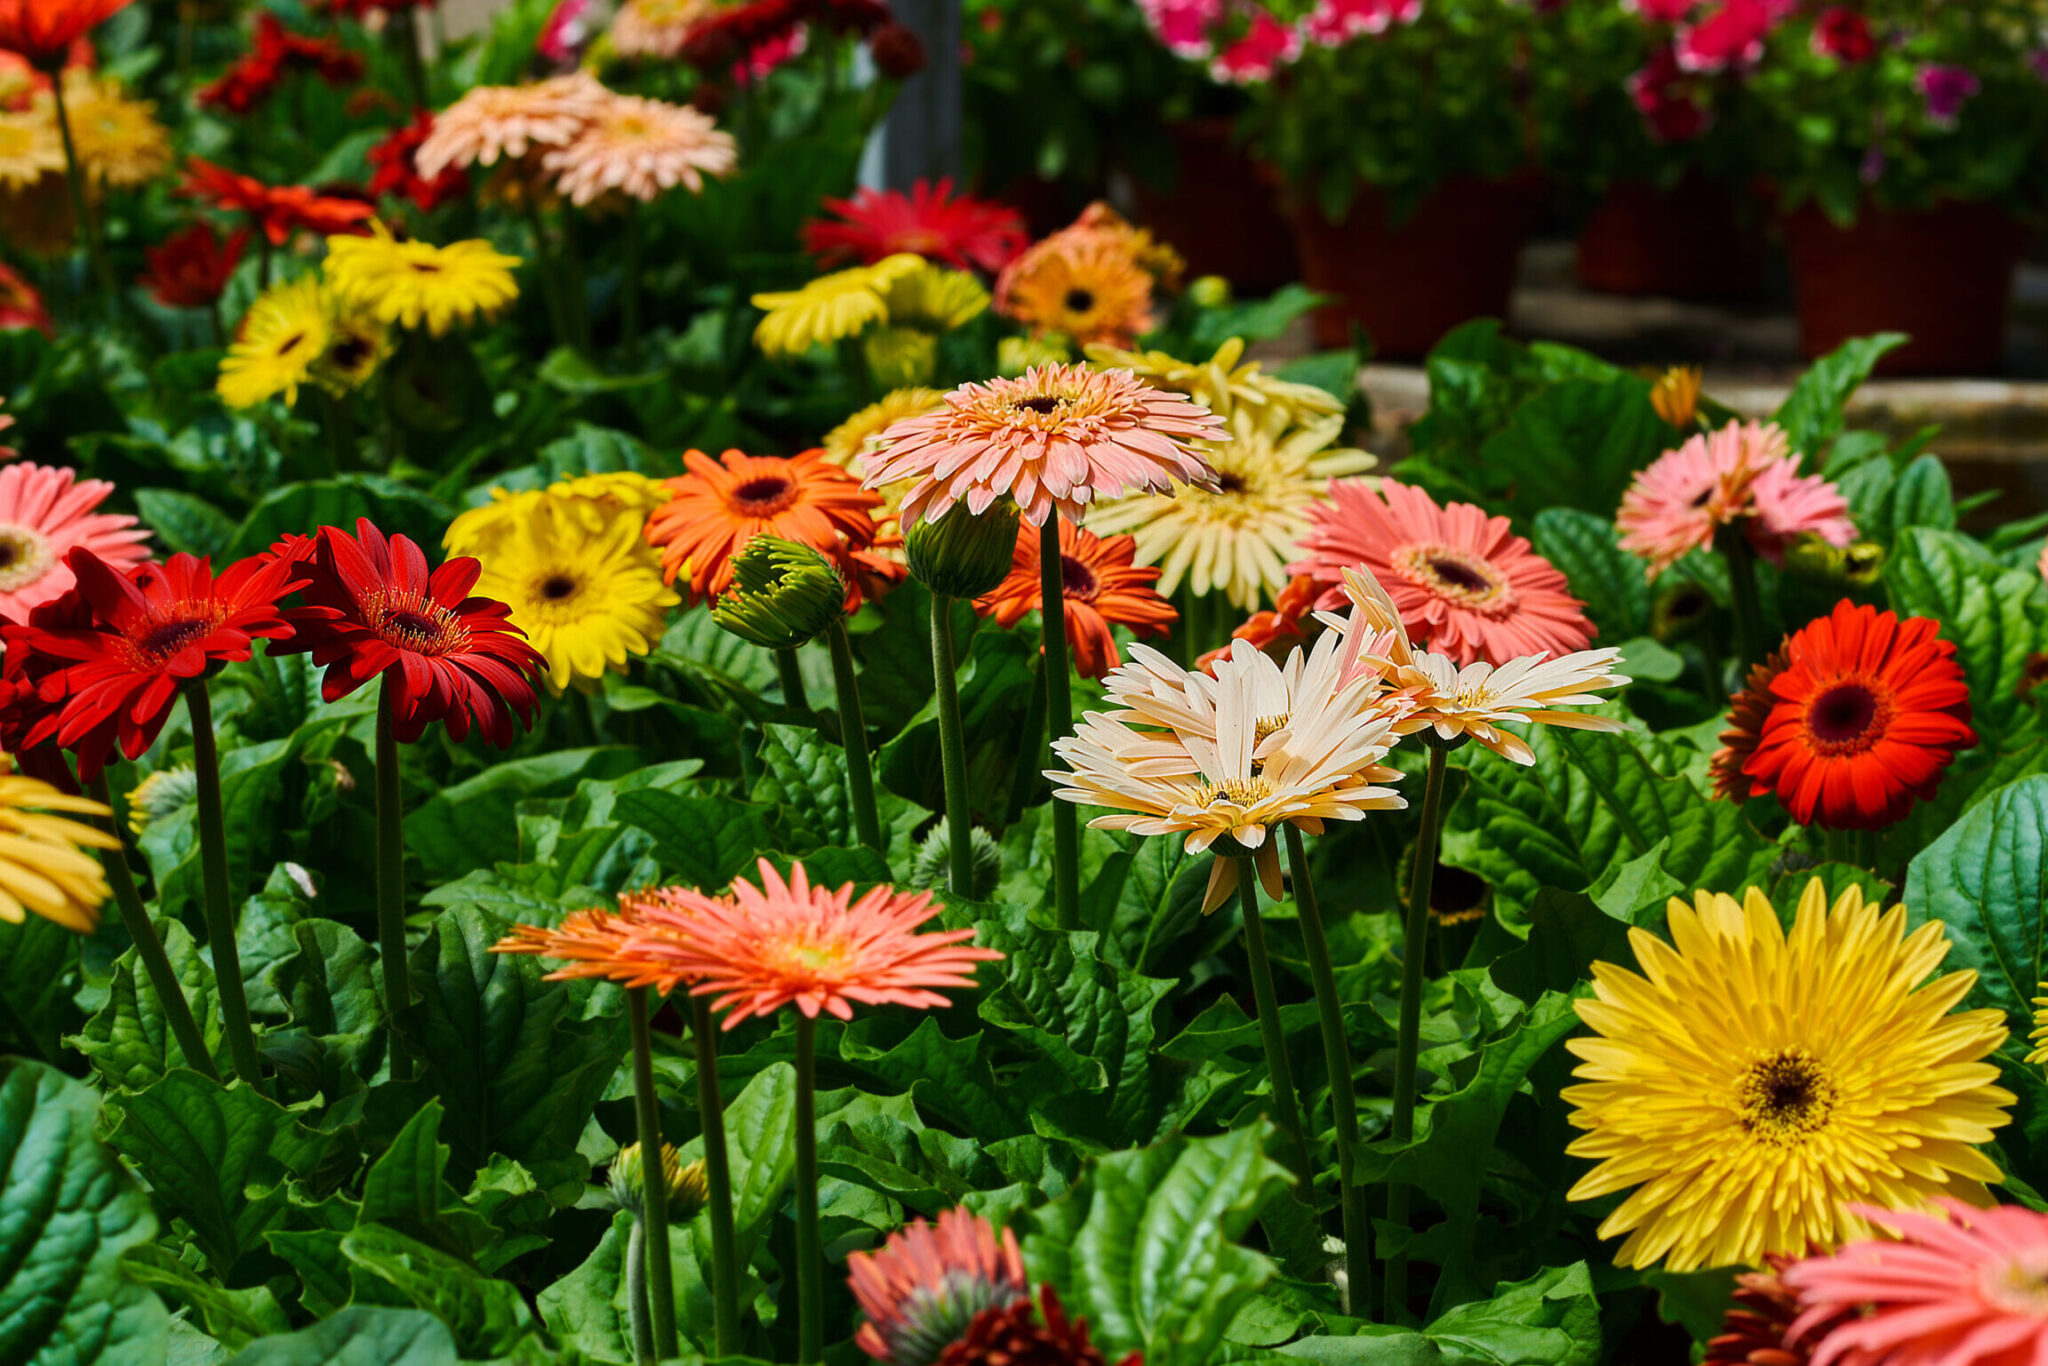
[323,223,521,336]
[1084,336,1345,429]
[0,773,116,932]
[413,72,610,180]
[542,93,736,207]
[1784,1201,2048,1366]
[1649,364,1702,428]
[607,0,717,59]
[180,158,377,246]
[273,518,546,746]
[1091,404,1373,612]
[751,253,923,359]
[864,363,1222,529]
[470,496,679,692]
[1291,480,1596,666]
[995,237,1155,347]
[124,763,195,836]
[313,295,390,396]
[1012,200,1185,291]
[609,859,1004,1027]
[805,177,1028,274]
[217,276,330,408]
[881,260,990,333]
[367,111,470,213]
[644,447,883,605]
[198,13,363,115]
[494,903,659,984]
[444,470,670,559]
[0,102,58,186]
[849,1208,1029,1366]
[1564,878,2014,1272]
[1707,645,1789,802]
[1734,601,1975,831]
[1618,420,1855,577]
[1703,1257,1852,1366]
[59,71,168,188]
[0,258,52,335]
[974,518,1174,680]
[0,0,134,69]
[140,220,248,309]
[0,462,149,619]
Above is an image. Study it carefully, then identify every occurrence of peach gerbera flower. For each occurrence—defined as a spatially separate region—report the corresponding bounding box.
[608,0,719,58]
[1289,479,1595,667]
[542,93,736,207]
[862,362,1222,528]
[0,462,150,619]
[974,517,1175,680]
[610,859,1004,1027]
[414,72,610,180]
[1618,420,1854,577]
[644,447,884,605]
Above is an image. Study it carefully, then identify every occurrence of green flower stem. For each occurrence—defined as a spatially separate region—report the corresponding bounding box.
[826,619,885,860]
[1386,743,1449,1317]
[1283,824,1370,1315]
[520,200,572,353]
[793,1013,824,1365]
[692,998,740,1354]
[184,682,264,1092]
[628,988,678,1361]
[1824,826,1851,866]
[47,74,118,315]
[1039,517,1081,930]
[930,592,975,896]
[375,680,413,1082]
[389,7,430,110]
[626,1218,654,1366]
[1001,651,1047,831]
[1721,530,1767,672]
[774,646,811,717]
[1238,855,1314,1187]
[86,770,219,1084]
[621,207,643,351]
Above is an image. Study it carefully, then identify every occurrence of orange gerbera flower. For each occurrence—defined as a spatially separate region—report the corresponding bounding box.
[610,859,1003,1027]
[0,0,133,69]
[974,518,1174,680]
[995,237,1155,347]
[492,906,650,982]
[644,447,884,606]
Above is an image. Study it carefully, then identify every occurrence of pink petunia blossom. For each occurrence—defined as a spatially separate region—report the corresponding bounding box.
[1675,0,1779,71]
[1303,0,1419,46]
[1918,63,1980,128]
[1209,9,1301,82]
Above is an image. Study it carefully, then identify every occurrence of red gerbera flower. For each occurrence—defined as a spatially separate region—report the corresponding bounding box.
[0,260,53,336]
[274,519,544,747]
[139,221,249,309]
[1740,601,1976,831]
[198,15,363,114]
[973,518,1174,680]
[179,158,377,246]
[805,178,1028,274]
[0,0,133,70]
[0,584,101,784]
[367,110,470,212]
[681,0,886,68]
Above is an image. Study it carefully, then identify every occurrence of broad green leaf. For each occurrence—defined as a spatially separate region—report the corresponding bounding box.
[1904,775,2048,1028]
[539,1210,731,1362]
[225,1307,459,1366]
[1887,527,2045,746]
[262,918,385,1098]
[752,723,855,850]
[339,1225,533,1358]
[123,1247,289,1351]
[135,489,236,558]
[0,914,72,1028]
[840,1015,1019,1141]
[146,734,315,924]
[222,477,454,563]
[1474,378,1668,525]
[76,919,228,1091]
[1531,509,1653,640]
[406,748,643,883]
[611,790,778,889]
[1771,333,1905,455]
[678,1062,796,1234]
[1275,1263,1600,1365]
[1488,889,1635,1005]
[361,1101,451,1234]
[535,422,671,479]
[0,1060,169,1366]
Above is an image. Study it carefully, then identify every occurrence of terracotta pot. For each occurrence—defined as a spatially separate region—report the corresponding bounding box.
[1288,174,1543,360]
[1574,173,1766,300]
[1779,198,2029,375]
[1128,117,1298,296]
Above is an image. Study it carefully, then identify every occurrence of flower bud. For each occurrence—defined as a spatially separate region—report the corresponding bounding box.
[910,820,1003,901]
[610,1141,710,1222]
[1187,275,1232,309]
[711,537,846,651]
[905,501,1021,600]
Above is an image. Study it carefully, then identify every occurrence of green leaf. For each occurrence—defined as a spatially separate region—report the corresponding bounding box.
[123,1247,290,1351]
[225,1307,459,1366]
[1531,509,1653,640]
[752,723,855,850]
[1275,1263,1600,1365]
[1023,1126,1290,1366]
[78,919,229,1091]
[136,489,236,558]
[361,1101,450,1234]
[1488,888,1635,1005]
[0,914,72,1027]
[222,477,454,563]
[0,1060,169,1366]
[1887,528,2045,746]
[534,422,672,479]
[1771,333,1906,455]
[1904,775,2048,1028]
[146,731,328,924]
[339,1225,534,1358]
[611,790,778,889]
[839,1015,1020,1142]
[1475,378,1668,524]
[262,918,385,1099]
[680,1062,796,1234]
[406,748,644,883]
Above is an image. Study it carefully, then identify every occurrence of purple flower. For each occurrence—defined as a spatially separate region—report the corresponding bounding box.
[1916,63,1980,128]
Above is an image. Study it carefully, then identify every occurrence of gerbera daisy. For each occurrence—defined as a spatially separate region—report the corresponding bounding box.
[608,859,1004,1026]
[751,253,923,359]
[848,1207,1029,1365]
[141,220,248,309]
[367,110,470,213]
[0,103,59,187]
[995,237,1155,347]
[0,258,52,334]
[273,518,545,746]
[643,447,883,605]
[1091,405,1372,612]
[823,387,947,475]
[179,157,377,245]
[880,260,989,334]
[470,496,679,692]
[1084,336,1346,429]
[217,276,330,408]
[974,517,1175,680]
[493,903,662,984]
[1618,420,1854,577]
[1703,1258,1850,1366]
[60,71,169,188]
[607,0,718,58]
[805,177,1028,274]
[1291,480,1595,666]
[863,363,1222,529]
[0,0,135,68]
[0,462,149,619]
[1565,879,2014,1272]
[413,72,610,179]
[444,471,671,559]
[542,93,737,206]
[0,772,115,933]
[1012,200,1185,290]
[1708,645,1790,802]
[313,296,390,395]
[323,223,521,336]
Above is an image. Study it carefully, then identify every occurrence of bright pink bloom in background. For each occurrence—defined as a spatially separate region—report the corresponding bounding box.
[1210,9,1299,83]
[1631,44,1710,141]
[1918,64,1980,127]
[0,464,150,621]
[1137,0,1223,56]
[1304,0,1419,46]
[1618,420,1852,575]
[1675,0,1778,71]
[1625,0,1695,20]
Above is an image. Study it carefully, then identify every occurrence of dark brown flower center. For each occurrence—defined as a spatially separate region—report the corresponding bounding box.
[328,334,374,371]
[540,574,578,601]
[1737,1049,1836,1145]
[1059,553,1096,600]
[1805,680,1889,755]
[1014,396,1063,415]
[1215,471,1247,495]
[1063,288,1095,314]
[408,261,442,274]
[138,616,214,659]
[731,475,797,515]
[1393,543,1516,617]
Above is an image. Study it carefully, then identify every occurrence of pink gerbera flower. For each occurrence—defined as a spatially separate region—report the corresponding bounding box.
[849,1207,1029,1364]
[1785,1200,2048,1366]
[1287,479,1595,666]
[0,463,150,621]
[1618,420,1854,576]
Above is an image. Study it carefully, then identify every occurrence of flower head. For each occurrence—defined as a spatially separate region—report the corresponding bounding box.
[710,535,846,650]
[644,447,882,606]
[1565,879,2013,1272]
[850,1208,1029,1366]
[1708,645,1789,803]
[1675,0,1777,72]
[445,470,670,559]
[0,0,134,69]
[949,1285,1139,1366]
[180,157,377,245]
[1210,8,1299,83]
[0,462,149,619]
[975,517,1173,680]
[1811,6,1873,63]
[1619,420,1854,577]
[1083,337,1344,430]
[141,220,249,309]
[996,237,1154,347]
[323,223,520,336]
[807,178,1027,274]
[607,0,717,58]
[217,276,331,408]
[542,93,736,206]
[1649,364,1701,428]
[881,260,989,334]
[414,72,610,179]
[1918,64,1980,129]
[0,773,115,932]
[198,13,363,115]
[368,110,470,212]
[1703,1259,1849,1366]
[0,105,60,187]
[751,253,923,358]
[57,71,168,187]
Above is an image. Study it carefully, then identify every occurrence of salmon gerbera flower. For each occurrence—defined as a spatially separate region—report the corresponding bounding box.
[0,462,150,620]
[806,177,1028,274]
[1289,479,1595,667]
[848,1207,1029,1365]
[973,518,1174,680]
[1618,420,1854,577]
[862,363,1222,528]
[412,72,610,179]
[643,447,884,606]
[1734,600,1975,831]
[274,518,545,747]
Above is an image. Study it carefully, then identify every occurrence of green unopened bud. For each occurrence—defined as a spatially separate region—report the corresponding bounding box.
[863,326,938,390]
[905,501,1021,599]
[1188,275,1232,309]
[610,1142,709,1221]
[712,537,845,651]
[1839,541,1885,587]
[910,820,1002,900]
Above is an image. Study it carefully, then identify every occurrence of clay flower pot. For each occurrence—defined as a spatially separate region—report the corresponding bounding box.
[1574,172,1766,300]
[1128,117,1299,296]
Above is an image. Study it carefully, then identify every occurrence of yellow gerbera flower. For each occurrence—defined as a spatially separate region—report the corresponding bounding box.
[0,108,61,190]
[821,386,945,528]
[323,224,522,337]
[881,261,989,332]
[997,333,1070,376]
[1564,878,2014,1272]
[313,297,391,396]
[59,72,171,189]
[444,470,670,559]
[0,773,119,933]
[1085,337,1347,428]
[217,277,331,409]
[750,253,922,359]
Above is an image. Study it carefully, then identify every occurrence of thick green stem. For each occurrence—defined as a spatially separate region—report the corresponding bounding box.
[692,999,740,1354]
[376,681,412,1082]
[1039,518,1081,929]
[521,199,572,352]
[1283,824,1369,1316]
[774,647,811,717]
[1001,651,1047,830]
[390,7,430,110]
[48,75,117,314]
[185,683,264,1092]
[628,989,678,1360]
[621,207,642,350]
[794,1014,823,1365]
[1824,826,1850,866]
[1239,855,1314,1187]
[87,771,218,1083]
[1721,530,1767,672]
[1387,744,1449,1317]
[930,593,975,896]
[626,1219,654,1366]
[826,620,885,860]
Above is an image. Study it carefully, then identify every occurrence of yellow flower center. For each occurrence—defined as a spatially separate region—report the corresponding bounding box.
[0,523,53,593]
[367,591,470,656]
[1394,543,1516,618]
[1981,1253,2048,1316]
[1736,1048,1837,1146]
[1197,775,1276,809]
